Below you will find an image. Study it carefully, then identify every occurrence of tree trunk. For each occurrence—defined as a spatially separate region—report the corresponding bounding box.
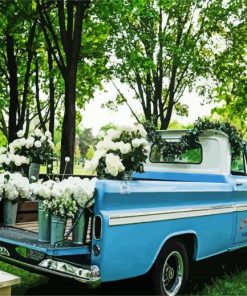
[48,50,55,140]
[6,33,18,142]
[60,71,76,174]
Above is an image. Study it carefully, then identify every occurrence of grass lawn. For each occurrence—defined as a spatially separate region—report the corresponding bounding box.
[0,261,47,295]
[201,270,247,295]
[40,163,92,175]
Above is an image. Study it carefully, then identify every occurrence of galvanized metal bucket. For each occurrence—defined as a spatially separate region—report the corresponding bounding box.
[3,199,18,226]
[38,200,51,243]
[72,210,86,245]
[28,163,40,183]
[51,215,66,244]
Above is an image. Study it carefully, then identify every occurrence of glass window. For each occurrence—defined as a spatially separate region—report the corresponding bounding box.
[150,142,202,164]
[231,150,245,175]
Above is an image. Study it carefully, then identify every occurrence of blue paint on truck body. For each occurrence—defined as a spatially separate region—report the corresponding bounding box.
[91,172,247,282]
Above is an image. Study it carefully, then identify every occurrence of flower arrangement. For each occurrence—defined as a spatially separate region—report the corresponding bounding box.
[83,123,150,179]
[9,129,54,164]
[0,129,54,174]
[0,152,30,173]
[31,177,97,219]
[0,172,30,203]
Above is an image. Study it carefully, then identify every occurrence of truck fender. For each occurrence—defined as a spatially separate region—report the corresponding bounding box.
[148,230,198,273]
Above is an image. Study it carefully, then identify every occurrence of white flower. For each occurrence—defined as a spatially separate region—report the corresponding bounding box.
[47,164,52,169]
[2,173,30,201]
[65,157,70,162]
[137,124,147,137]
[106,129,122,140]
[84,158,99,172]
[96,131,105,138]
[132,138,148,148]
[25,137,35,148]
[34,129,43,138]
[5,183,18,200]
[14,156,24,166]
[48,140,55,150]
[17,130,25,138]
[0,147,6,154]
[105,153,125,177]
[116,142,131,154]
[0,154,6,164]
[34,140,42,148]
[96,139,116,151]
[40,135,46,143]
[45,131,52,139]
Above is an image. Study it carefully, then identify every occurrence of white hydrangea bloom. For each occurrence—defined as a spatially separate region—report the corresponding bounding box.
[1,172,30,201]
[45,130,52,139]
[40,135,46,143]
[25,137,35,148]
[34,129,43,137]
[34,140,42,148]
[17,130,25,138]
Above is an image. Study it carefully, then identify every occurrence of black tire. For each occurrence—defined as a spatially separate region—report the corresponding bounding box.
[152,239,189,296]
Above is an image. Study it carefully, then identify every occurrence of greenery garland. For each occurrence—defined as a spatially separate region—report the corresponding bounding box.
[144,118,244,161]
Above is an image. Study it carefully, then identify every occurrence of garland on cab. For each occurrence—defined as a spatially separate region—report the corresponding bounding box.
[144,118,243,160]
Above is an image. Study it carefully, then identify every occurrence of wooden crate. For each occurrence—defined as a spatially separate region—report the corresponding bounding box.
[16,201,38,223]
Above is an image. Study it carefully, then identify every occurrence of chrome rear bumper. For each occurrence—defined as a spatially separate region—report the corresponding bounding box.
[39,259,100,284]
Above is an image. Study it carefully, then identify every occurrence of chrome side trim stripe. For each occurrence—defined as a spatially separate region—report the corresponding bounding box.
[109,205,247,226]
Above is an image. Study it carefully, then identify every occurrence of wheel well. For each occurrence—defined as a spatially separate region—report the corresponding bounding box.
[165,234,197,261]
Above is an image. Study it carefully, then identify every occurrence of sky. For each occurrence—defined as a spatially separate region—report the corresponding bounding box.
[82,82,215,135]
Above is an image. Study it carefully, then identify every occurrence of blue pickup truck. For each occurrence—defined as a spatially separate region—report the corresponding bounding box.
[0,129,247,296]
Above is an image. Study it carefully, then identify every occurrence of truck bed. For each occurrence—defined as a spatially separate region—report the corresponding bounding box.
[0,226,90,256]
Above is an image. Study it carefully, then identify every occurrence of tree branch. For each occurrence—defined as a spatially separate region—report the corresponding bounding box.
[111,80,140,123]
[57,0,68,56]
[18,21,37,130]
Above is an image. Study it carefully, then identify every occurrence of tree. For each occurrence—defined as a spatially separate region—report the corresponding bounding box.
[77,128,96,157]
[37,0,91,174]
[0,1,37,142]
[208,1,247,130]
[95,0,245,129]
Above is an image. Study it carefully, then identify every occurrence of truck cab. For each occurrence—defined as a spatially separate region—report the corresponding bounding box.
[0,129,247,296]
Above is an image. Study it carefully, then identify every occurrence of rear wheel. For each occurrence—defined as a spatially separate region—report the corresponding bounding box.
[152,239,189,296]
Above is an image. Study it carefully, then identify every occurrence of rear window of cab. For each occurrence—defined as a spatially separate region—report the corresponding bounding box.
[150,142,202,164]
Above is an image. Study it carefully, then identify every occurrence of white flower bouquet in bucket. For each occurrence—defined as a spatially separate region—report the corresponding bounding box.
[37,177,97,245]
[83,123,150,180]
[0,129,54,179]
[0,172,30,226]
[0,152,30,174]
[30,180,56,243]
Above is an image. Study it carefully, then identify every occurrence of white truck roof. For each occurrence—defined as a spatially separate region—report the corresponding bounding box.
[145,129,231,175]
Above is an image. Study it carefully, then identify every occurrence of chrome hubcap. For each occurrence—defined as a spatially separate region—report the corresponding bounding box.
[162,251,184,296]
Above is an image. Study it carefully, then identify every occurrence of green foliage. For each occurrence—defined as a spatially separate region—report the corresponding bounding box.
[86,145,95,160]
[145,118,243,160]
[93,0,245,129]
[78,128,97,157]
[200,0,247,127]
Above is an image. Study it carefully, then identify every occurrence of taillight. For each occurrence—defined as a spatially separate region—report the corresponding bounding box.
[93,215,102,240]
